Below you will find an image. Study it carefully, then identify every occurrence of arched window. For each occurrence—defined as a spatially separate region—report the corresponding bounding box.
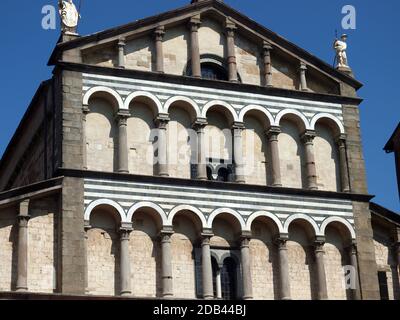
[186,54,241,82]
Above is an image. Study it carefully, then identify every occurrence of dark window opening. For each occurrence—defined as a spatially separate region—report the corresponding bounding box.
[378,271,389,300]
[221,257,237,300]
[201,62,229,81]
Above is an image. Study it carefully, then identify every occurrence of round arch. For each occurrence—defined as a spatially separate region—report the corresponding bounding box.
[283,214,320,236]
[238,105,275,126]
[245,211,284,234]
[84,199,127,223]
[275,109,311,131]
[319,217,356,240]
[127,201,168,226]
[310,113,345,134]
[123,91,163,114]
[83,86,124,110]
[163,96,201,119]
[207,208,246,231]
[201,100,239,122]
[167,205,207,229]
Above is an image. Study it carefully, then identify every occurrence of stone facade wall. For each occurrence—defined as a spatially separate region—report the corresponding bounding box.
[86,98,117,172]
[27,197,57,293]
[0,205,17,291]
[235,34,262,86]
[249,218,279,300]
[279,119,305,188]
[324,226,347,300]
[243,116,269,185]
[314,124,340,192]
[167,107,193,180]
[164,25,189,76]
[125,36,154,72]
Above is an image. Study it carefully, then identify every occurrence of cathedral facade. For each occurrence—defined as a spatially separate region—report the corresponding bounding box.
[0,0,399,300]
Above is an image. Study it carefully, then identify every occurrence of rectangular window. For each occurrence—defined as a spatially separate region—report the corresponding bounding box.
[377,271,389,300]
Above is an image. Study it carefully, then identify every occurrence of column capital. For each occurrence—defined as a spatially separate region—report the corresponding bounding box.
[200,233,214,246]
[189,15,201,30]
[154,25,165,40]
[18,199,30,216]
[232,121,245,130]
[115,109,130,123]
[118,37,126,47]
[155,113,170,128]
[335,134,347,145]
[17,213,31,226]
[300,130,316,143]
[82,104,90,114]
[314,236,326,251]
[299,61,308,71]
[225,18,237,34]
[263,40,273,52]
[347,241,358,255]
[274,234,289,247]
[119,227,133,240]
[192,117,208,131]
[240,232,252,247]
[159,228,174,242]
[266,126,281,139]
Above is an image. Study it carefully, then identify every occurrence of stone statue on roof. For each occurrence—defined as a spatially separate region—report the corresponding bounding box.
[334,34,350,69]
[58,0,80,35]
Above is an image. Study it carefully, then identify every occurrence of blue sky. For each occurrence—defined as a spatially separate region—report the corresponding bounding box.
[0,0,399,212]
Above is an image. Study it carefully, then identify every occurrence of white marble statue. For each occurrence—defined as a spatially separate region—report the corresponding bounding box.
[334,34,349,69]
[58,0,80,34]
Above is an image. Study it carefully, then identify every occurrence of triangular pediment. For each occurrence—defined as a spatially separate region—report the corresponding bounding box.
[49,0,361,91]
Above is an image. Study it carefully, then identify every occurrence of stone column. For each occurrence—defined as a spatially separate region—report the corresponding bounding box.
[299,61,308,91]
[193,118,208,180]
[189,15,201,78]
[201,233,214,299]
[225,19,238,82]
[82,104,90,170]
[314,237,328,300]
[266,126,282,187]
[116,110,130,173]
[154,26,165,73]
[83,223,91,294]
[155,115,170,177]
[336,135,351,192]
[233,122,245,183]
[117,37,126,69]
[216,268,222,299]
[262,41,273,87]
[240,234,253,300]
[301,130,318,190]
[119,226,133,296]
[16,200,30,292]
[160,229,174,297]
[276,236,291,300]
[347,243,361,300]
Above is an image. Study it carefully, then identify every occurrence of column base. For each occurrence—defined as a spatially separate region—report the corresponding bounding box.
[120,291,132,297]
[242,296,253,300]
[197,176,208,181]
[158,173,170,177]
[118,170,129,174]
[203,294,214,300]
[272,183,282,187]
[16,287,28,292]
